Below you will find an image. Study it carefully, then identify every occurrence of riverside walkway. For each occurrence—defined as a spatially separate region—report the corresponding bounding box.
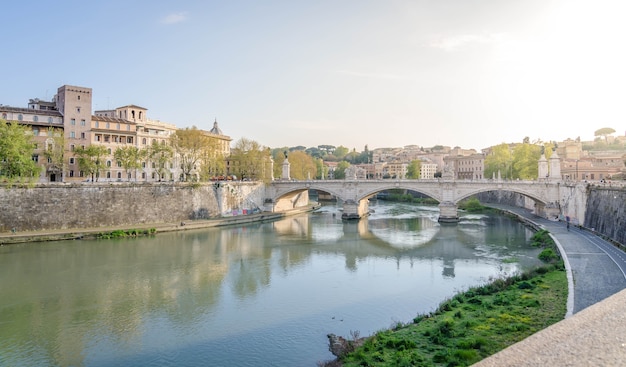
[475,205,626,366]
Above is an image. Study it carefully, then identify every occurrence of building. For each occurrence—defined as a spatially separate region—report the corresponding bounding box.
[443,153,485,180]
[1,85,231,183]
[420,162,438,179]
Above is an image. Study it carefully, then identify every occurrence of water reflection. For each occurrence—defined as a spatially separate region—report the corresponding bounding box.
[0,201,542,367]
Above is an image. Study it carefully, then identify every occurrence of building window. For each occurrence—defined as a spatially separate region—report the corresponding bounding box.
[18,114,23,121]
[70,170,74,177]
[79,171,84,177]
[117,123,120,130]
[106,122,110,129]
[78,95,81,100]
[76,107,81,113]
[117,161,122,167]
[48,117,53,123]
[80,132,85,139]
[104,136,110,143]
[128,137,133,144]
[81,119,86,126]
[117,172,122,179]
[142,172,146,179]
[142,138,147,145]
[70,145,75,152]
[70,157,75,164]
[107,148,112,154]
[127,125,130,131]
[70,131,75,138]
[33,127,39,136]
[96,135,101,142]
[142,162,146,168]
[152,162,156,169]
[95,121,99,128]
[106,172,111,179]
[106,160,112,167]
[71,118,76,125]
[32,155,39,162]
[33,115,39,122]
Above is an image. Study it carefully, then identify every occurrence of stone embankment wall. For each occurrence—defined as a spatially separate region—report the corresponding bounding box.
[584,186,626,246]
[0,182,266,233]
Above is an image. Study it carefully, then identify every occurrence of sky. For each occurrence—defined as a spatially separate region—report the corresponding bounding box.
[2,0,625,151]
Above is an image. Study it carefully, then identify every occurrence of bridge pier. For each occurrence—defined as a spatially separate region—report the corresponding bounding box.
[341,199,369,220]
[438,201,459,223]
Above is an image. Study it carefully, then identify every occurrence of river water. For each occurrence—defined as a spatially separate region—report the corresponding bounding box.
[0,201,543,366]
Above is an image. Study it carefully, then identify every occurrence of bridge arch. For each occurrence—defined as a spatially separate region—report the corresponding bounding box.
[454,187,547,206]
[357,184,443,203]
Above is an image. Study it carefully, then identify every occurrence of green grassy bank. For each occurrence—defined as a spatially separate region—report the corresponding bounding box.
[322,227,568,367]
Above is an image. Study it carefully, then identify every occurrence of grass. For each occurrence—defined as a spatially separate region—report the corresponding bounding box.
[321,227,567,367]
[96,228,156,239]
[334,264,567,367]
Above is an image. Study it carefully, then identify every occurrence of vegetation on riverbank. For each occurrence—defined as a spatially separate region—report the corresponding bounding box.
[96,228,156,239]
[321,228,567,367]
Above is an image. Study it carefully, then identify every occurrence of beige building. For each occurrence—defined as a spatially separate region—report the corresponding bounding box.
[444,153,485,180]
[2,85,232,183]
[420,162,438,179]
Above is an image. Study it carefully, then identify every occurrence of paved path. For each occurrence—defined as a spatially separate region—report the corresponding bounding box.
[489,204,626,315]
[475,205,626,366]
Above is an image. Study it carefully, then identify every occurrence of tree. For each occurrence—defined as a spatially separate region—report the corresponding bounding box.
[147,141,174,181]
[512,143,541,179]
[230,138,271,181]
[171,127,207,181]
[42,127,64,180]
[407,159,422,179]
[334,146,349,160]
[333,161,350,179]
[594,127,616,143]
[484,143,513,179]
[287,150,317,180]
[199,137,226,181]
[74,145,108,182]
[114,145,145,181]
[0,121,40,180]
[315,158,327,179]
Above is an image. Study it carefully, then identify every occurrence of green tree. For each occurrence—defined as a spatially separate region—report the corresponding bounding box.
[407,159,422,179]
[171,127,207,181]
[114,145,145,181]
[147,141,174,181]
[287,150,317,180]
[334,146,349,160]
[199,137,226,181]
[594,127,616,143]
[333,161,350,179]
[230,138,271,181]
[484,143,513,179]
[315,158,327,179]
[74,145,108,182]
[512,143,541,179]
[0,121,40,180]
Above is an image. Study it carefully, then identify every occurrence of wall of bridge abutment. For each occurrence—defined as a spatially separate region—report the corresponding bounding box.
[341,199,369,220]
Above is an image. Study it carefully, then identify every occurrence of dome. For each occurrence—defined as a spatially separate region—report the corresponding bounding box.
[210,119,223,135]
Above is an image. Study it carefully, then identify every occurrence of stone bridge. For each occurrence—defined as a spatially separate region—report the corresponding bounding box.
[266,178,568,222]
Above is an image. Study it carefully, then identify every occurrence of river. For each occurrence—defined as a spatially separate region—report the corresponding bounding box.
[0,201,543,366]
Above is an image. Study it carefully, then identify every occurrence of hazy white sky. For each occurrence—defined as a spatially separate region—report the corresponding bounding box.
[3,0,625,150]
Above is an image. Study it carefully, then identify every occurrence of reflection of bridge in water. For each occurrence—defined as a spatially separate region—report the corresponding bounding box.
[271,210,537,276]
[266,178,576,222]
